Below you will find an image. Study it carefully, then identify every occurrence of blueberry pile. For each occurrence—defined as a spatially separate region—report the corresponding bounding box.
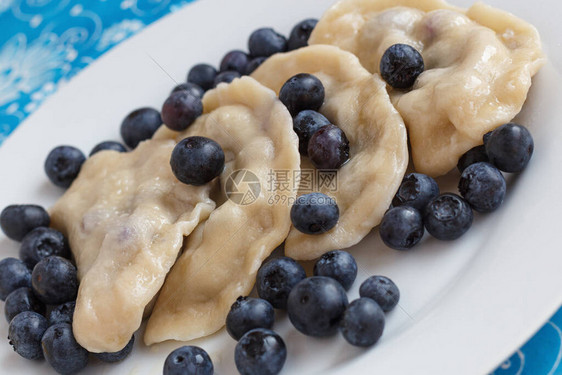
[277,70,357,236]
[159,17,320,137]
[280,73,350,172]
[0,207,135,373]
[380,122,533,249]
[215,250,400,374]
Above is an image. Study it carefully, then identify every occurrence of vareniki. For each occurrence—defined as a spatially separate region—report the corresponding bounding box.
[309,0,544,176]
[252,45,408,260]
[50,139,216,352]
[145,77,300,344]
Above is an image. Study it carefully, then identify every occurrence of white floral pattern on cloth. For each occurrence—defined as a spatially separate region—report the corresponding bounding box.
[0,0,195,143]
[491,308,562,375]
[0,1,560,374]
[0,0,13,15]
[0,33,73,107]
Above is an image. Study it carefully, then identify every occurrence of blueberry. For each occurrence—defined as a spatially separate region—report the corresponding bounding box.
[313,250,357,290]
[170,136,225,186]
[170,82,205,99]
[41,323,89,374]
[245,56,267,75]
[31,256,78,305]
[458,162,506,213]
[0,204,50,241]
[483,131,493,146]
[340,298,385,347]
[485,123,534,173]
[187,63,217,92]
[307,124,350,169]
[226,296,274,341]
[163,345,213,375]
[279,73,324,116]
[214,70,241,86]
[379,206,424,250]
[44,146,86,188]
[95,335,135,363]
[248,28,288,58]
[20,227,70,269]
[424,193,473,240]
[287,276,348,337]
[8,311,48,360]
[89,141,127,157]
[234,328,286,375]
[256,257,306,309]
[288,19,318,51]
[5,287,45,323]
[392,173,439,212]
[162,91,203,132]
[220,50,250,74]
[0,258,31,300]
[380,44,424,89]
[120,107,162,148]
[359,275,400,312]
[48,301,75,326]
[457,145,489,173]
[290,192,339,235]
[292,110,331,155]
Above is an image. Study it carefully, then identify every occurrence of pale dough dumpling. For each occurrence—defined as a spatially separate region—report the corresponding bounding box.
[50,140,216,352]
[144,77,299,344]
[309,0,545,176]
[251,45,408,260]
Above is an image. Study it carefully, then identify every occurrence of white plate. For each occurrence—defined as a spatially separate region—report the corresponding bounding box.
[1,0,562,374]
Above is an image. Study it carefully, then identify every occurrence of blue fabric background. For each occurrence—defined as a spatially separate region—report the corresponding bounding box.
[0,0,193,143]
[0,1,559,373]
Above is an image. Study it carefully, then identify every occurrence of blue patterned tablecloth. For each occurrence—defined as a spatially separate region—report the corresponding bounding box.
[0,1,560,374]
[0,0,192,143]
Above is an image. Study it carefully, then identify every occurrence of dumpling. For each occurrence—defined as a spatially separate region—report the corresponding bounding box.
[50,139,216,352]
[309,0,544,176]
[252,45,408,260]
[144,76,300,344]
